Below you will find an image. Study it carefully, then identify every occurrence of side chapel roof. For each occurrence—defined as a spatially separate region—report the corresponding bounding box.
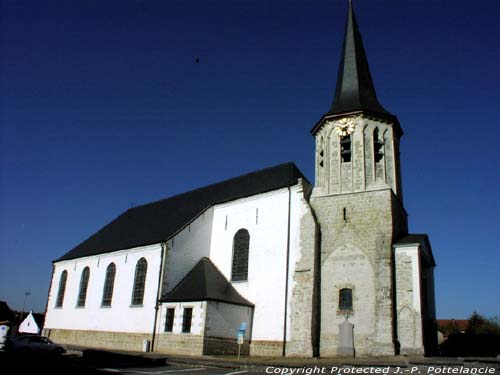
[160,257,254,307]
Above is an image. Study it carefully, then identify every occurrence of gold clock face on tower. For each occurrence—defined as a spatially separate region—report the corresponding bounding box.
[334,118,356,136]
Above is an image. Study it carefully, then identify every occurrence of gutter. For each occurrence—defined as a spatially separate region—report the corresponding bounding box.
[150,241,166,352]
[282,186,292,356]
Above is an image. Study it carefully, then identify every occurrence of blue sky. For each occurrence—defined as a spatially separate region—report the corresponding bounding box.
[1,0,499,319]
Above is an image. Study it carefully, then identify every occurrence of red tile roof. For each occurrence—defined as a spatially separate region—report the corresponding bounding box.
[437,319,469,332]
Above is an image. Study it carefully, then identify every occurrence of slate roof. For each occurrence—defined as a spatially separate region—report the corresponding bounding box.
[328,1,391,117]
[57,162,307,262]
[160,257,254,307]
[437,319,469,333]
[311,2,402,136]
[396,234,430,245]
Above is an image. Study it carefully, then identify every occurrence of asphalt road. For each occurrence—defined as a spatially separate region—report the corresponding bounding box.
[3,350,498,375]
[0,351,268,375]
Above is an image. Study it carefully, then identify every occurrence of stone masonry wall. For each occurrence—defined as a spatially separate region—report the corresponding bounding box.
[395,252,420,354]
[287,181,319,357]
[203,336,250,355]
[47,328,151,352]
[250,340,284,357]
[311,188,399,357]
[313,115,401,198]
[155,333,204,355]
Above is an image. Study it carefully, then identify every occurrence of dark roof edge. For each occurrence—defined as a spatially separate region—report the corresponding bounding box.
[160,260,200,301]
[395,233,436,267]
[52,240,165,264]
[130,162,308,212]
[161,297,254,308]
[160,257,254,307]
[54,162,308,263]
[53,178,306,263]
[310,111,403,137]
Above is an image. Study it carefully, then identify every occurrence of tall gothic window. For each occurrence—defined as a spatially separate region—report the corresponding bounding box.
[339,288,353,311]
[131,258,147,306]
[341,135,352,163]
[319,136,325,168]
[231,229,250,282]
[55,270,68,308]
[373,128,384,163]
[77,267,90,307]
[101,263,116,307]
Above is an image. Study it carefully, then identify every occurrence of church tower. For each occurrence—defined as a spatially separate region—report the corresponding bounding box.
[310,1,410,356]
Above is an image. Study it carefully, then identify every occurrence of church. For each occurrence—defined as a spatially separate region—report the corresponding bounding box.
[43,2,437,357]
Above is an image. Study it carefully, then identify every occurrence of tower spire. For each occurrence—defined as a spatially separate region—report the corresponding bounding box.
[328,1,390,116]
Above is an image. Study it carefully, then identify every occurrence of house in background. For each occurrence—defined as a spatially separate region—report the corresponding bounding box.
[19,311,41,335]
[437,319,469,344]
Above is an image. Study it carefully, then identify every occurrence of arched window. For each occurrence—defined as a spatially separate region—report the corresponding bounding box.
[319,136,325,168]
[77,267,90,307]
[339,288,353,311]
[101,263,116,307]
[131,258,147,306]
[231,229,250,282]
[373,128,384,163]
[341,135,352,163]
[55,270,68,308]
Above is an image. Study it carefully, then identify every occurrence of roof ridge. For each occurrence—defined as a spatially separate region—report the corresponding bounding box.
[161,258,206,299]
[161,257,254,307]
[57,162,308,262]
[128,161,300,212]
[204,259,251,305]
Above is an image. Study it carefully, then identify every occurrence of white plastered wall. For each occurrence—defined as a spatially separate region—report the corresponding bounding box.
[160,301,206,335]
[205,301,253,340]
[44,244,162,333]
[208,183,308,343]
[162,208,214,294]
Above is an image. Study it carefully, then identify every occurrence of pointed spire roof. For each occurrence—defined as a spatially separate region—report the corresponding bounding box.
[160,257,254,307]
[327,1,390,116]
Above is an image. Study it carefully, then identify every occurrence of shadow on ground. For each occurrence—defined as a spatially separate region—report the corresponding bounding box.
[0,349,166,374]
[82,349,166,368]
[440,333,500,357]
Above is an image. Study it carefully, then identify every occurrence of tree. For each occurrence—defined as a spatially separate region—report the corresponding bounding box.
[467,311,500,335]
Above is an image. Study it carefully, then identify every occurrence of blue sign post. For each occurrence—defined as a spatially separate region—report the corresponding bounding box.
[237,322,247,361]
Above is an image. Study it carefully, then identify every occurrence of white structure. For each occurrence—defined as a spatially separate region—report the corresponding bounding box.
[44,2,437,357]
[0,325,9,349]
[19,311,40,335]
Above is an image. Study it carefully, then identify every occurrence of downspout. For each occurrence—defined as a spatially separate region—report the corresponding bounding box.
[151,241,166,352]
[43,263,56,338]
[282,186,292,356]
